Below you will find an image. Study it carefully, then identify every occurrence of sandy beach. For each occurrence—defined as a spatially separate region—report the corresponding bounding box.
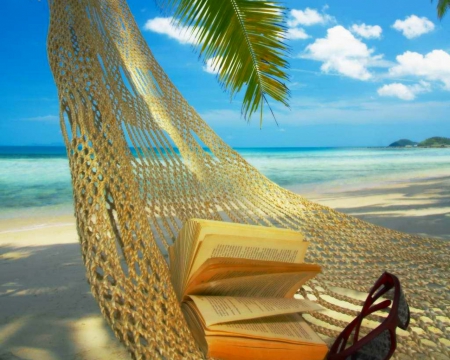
[300,174,450,240]
[1,175,449,360]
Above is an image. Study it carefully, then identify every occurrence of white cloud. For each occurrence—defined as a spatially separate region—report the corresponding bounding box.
[286,27,309,40]
[23,115,59,122]
[392,15,434,39]
[378,83,414,100]
[389,50,450,90]
[303,26,383,80]
[285,8,332,41]
[377,82,431,100]
[200,109,241,123]
[201,98,450,126]
[203,57,222,74]
[143,17,198,45]
[350,24,382,39]
[287,8,334,27]
[290,81,306,89]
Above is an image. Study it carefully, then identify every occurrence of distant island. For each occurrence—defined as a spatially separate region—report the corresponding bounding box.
[389,136,450,148]
[389,139,418,147]
[418,137,450,148]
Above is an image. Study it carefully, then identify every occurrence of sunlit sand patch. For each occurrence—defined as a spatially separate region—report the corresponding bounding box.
[0,251,33,261]
[0,316,29,344]
[60,262,82,267]
[312,193,442,210]
[0,223,75,235]
[1,282,20,287]
[348,207,450,217]
[319,294,362,312]
[8,287,70,297]
[301,285,414,339]
[328,286,368,301]
[421,338,438,347]
[0,290,17,297]
[8,347,58,360]
[311,193,403,206]
[0,282,20,296]
[0,220,78,248]
[70,316,130,359]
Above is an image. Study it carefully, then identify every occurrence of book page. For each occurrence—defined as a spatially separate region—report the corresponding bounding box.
[170,219,306,300]
[181,303,209,354]
[184,258,320,298]
[207,313,325,345]
[188,235,309,282]
[188,271,318,298]
[189,296,323,326]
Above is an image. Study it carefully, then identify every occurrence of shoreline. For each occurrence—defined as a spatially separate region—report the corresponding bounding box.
[1,174,449,359]
[288,168,450,196]
[2,167,449,222]
[300,174,450,240]
[1,172,449,238]
[2,172,448,236]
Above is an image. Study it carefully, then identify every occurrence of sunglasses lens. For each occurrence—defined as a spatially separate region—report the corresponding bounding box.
[345,329,392,360]
[397,288,410,329]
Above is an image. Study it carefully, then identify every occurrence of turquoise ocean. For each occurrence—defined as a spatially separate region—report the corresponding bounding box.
[1,146,449,219]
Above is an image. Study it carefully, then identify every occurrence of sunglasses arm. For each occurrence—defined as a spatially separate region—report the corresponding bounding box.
[353,299,392,344]
[361,274,394,315]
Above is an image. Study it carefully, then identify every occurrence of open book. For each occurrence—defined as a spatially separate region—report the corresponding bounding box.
[169,219,328,360]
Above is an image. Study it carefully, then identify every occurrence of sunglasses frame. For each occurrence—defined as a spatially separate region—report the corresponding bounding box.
[328,272,410,360]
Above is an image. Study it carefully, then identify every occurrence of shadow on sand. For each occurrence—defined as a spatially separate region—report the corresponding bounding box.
[314,178,450,240]
[0,243,130,360]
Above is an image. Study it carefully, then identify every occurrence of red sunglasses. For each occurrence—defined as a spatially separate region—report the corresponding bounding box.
[328,272,410,360]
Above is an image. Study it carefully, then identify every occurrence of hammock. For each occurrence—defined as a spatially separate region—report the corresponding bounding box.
[47,0,449,358]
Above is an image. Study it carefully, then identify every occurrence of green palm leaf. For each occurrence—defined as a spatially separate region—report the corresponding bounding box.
[436,0,450,18]
[157,0,290,126]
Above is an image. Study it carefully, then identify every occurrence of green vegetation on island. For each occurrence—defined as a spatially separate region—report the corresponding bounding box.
[389,137,450,148]
[418,137,450,148]
[389,139,418,147]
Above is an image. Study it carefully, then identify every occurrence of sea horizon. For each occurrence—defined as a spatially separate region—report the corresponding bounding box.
[1,145,449,220]
[0,144,442,150]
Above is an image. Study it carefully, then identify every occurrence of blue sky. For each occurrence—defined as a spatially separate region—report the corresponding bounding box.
[1,0,449,147]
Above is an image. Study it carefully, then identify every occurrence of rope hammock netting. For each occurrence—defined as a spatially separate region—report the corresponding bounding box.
[47,0,449,358]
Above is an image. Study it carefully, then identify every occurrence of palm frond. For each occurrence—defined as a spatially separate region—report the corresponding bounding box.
[437,0,450,18]
[157,0,290,126]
